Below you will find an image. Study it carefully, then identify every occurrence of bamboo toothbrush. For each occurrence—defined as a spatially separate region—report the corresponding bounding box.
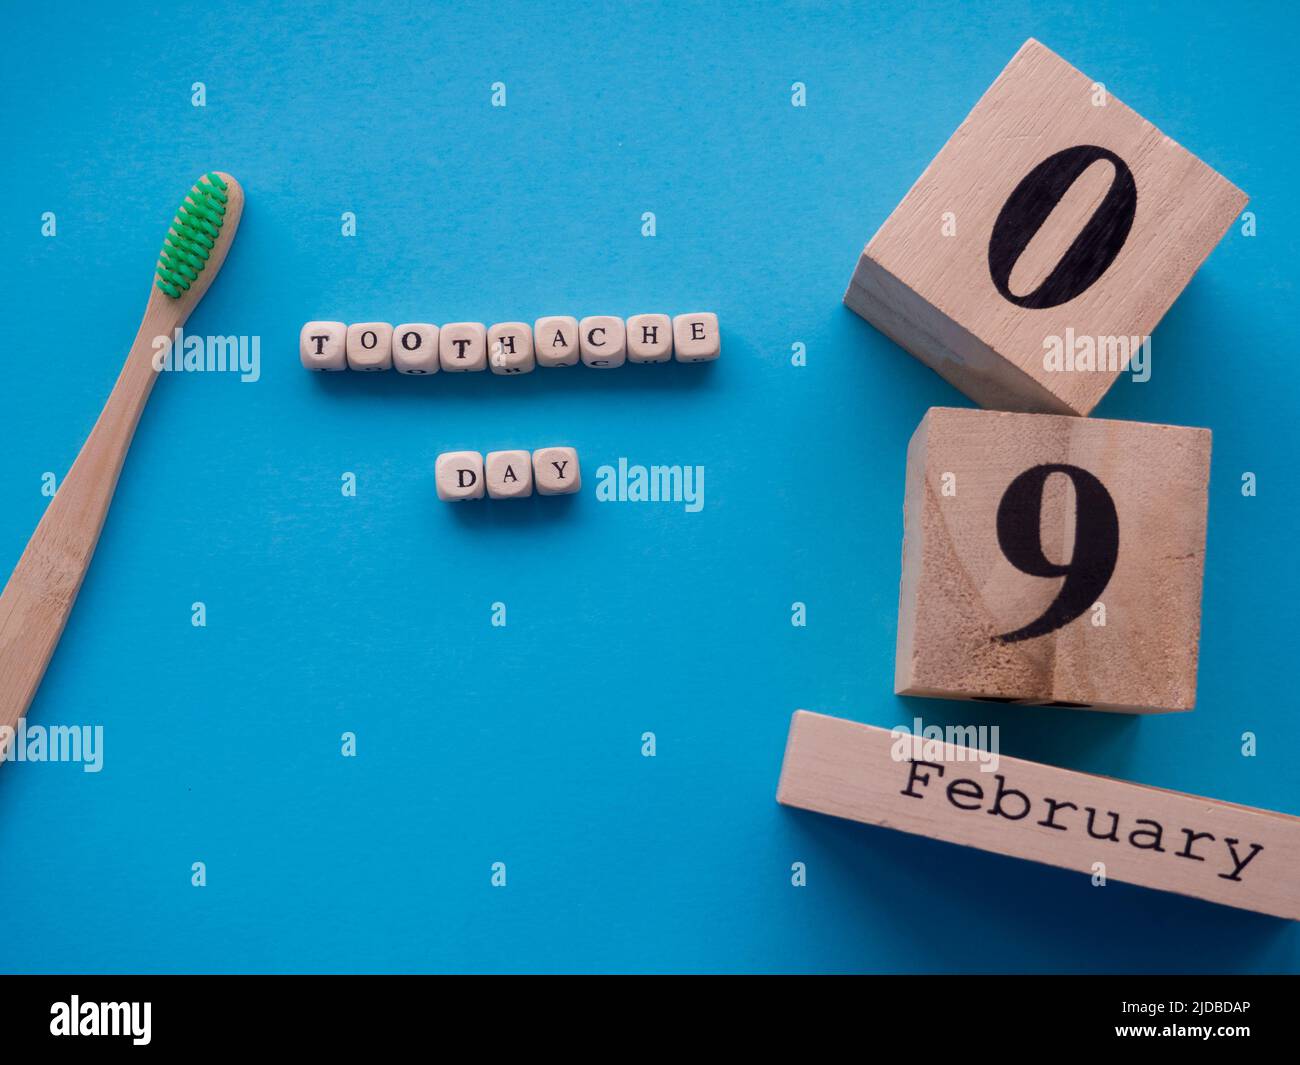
[0,172,244,746]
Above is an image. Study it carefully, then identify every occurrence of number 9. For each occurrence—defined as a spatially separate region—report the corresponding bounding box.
[994,464,1119,643]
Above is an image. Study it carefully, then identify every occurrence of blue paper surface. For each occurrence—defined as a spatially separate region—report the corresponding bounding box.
[0,0,1295,972]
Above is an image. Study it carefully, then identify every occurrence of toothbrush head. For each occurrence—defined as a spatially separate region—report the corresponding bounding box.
[154,171,235,299]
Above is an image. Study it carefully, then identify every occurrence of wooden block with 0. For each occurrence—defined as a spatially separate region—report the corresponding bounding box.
[777,711,1300,921]
[897,407,1210,713]
[844,38,1247,415]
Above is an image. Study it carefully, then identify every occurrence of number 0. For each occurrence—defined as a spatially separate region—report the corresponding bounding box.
[987,145,1137,310]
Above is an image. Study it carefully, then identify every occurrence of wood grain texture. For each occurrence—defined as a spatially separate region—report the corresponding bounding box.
[533,447,581,495]
[485,450,533,499]
[672,312,720,363]
[578,316,626,368]
[435,451,486,501]
[533,316,580,367]
[299,320,348,371]
[392,323,440,374]
[0,175,244,743]
[777,711,1300,921]
[897,407,1210,712]
[626,313,673,363]
[845,38,1247,415]
[487,322,536,375]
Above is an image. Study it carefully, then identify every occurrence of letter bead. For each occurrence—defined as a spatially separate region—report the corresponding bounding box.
[626,314,673,363]
[579,316,626,368]
[346,322,394,372]
[300,321,348,371]
[486,450,534,498]
[532,447,581,495]
[435,451,485,501]
[487,323,536,375]
[439,322,488,372]
[672,313,720,362]
[533,316,580,367]
[392,323,440,374]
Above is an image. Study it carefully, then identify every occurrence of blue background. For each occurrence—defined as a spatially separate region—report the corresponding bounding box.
[1,0,1296,973]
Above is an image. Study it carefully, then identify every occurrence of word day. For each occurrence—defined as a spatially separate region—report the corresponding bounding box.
[300,313,720,373]
[436,447,580,501]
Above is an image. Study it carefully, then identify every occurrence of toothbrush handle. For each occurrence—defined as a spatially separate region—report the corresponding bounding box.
[0,300,178,737]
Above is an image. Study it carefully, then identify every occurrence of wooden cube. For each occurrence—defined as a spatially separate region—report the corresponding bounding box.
[392,323,440,374]
[897,407,1210,713]
[672,313,720,363]
[627,314,673,363]
[439,322,487,372]
[487,322,536,375]
[346,322,393,372]
[533,447,581,495]
[844,39,1247,416]
[300,321,348,372]
[435,451,485,501]
[534,316,580,367]
[486,450,534,499]
[579,316,626,368]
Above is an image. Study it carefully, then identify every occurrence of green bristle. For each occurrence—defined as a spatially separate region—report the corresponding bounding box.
[154,172,229,299]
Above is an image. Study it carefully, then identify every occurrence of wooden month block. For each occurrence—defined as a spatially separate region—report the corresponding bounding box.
[345,322,393,372]
[672,312,720,363]
[435,451,485,501]
[534,316,580,367]
[626,313,673,363]
[439,322,488,372]
[392,323,440,374]
[897,407,1210,713]
[844,39,1247,416]
[777,711,1300,921]
[532,447,581,495]
[486,450,534,499]
[488,322,536,375]
[579,316,626,368]
[300,321,348,372]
